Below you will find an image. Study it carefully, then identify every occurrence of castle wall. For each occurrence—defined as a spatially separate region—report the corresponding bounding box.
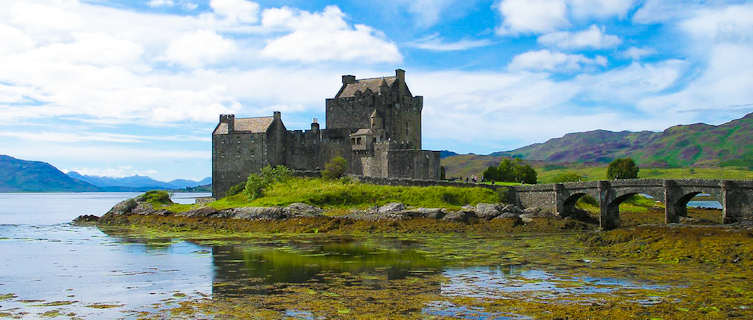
[325,97,374,130]
[284,129,321,171]
[319,128,353,173]
[386,149,441,180]
[212,132,267,198]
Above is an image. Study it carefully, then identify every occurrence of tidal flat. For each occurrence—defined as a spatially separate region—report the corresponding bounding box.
[2,193,752,319]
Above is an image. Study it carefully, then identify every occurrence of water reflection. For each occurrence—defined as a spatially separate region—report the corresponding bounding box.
[211,239,444,298]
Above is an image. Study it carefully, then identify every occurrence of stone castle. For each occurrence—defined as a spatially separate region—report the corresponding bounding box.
[212,69,441,198]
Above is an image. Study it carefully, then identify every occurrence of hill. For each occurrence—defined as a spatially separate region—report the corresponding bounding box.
[495,112,753,168]
[67,172,211,191]
[0,155,99,192]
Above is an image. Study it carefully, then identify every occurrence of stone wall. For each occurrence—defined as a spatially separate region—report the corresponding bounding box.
[212,132,267,198]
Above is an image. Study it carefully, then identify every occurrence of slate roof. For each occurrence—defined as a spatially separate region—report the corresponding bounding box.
[213,116,274,135]
[351,128,374,136]
[338,77,397,98]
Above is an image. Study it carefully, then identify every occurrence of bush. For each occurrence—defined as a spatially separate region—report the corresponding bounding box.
[607,158,639,180]
[322,156,348,180]
[227,182,246,196]
[484,158,537,184]
[139,190,171,205]
[244,165,293,200]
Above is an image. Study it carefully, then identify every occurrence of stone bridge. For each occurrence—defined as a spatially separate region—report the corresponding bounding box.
[510,179,753,230]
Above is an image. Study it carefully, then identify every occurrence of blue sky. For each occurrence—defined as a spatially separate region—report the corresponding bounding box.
[1,0,753,180]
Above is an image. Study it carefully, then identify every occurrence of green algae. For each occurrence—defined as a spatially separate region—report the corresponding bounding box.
[84,303,123,309]
[0,294,16,301]
[33,301,77,307]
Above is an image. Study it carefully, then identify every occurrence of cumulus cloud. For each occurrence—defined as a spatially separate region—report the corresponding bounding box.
[622,46,655,60]
[408,33,492,51]
[403,0,459,27]
[568,0,635,19]
[163,30,236,67]
[210,0,260,24]
[508,49,607,72]
[260,6,401,63]
[496,0,569,34]
[148,0,174,8]
[538,25,621,50]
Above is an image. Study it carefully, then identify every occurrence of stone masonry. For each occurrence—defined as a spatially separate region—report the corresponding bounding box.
[212,69,441,198]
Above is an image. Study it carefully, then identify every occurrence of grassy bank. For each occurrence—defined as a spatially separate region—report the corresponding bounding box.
[163,177,503,214]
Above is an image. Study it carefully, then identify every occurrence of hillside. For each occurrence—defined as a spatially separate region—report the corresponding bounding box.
[0,155,99,192]
[494,112,753,168]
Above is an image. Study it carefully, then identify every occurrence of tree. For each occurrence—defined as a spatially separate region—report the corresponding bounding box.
[513,162,537,184]
[322,156,348,180]
[244,165,293,200]
[482,158,537,184]
[607,158,639,180]
[497,158,516,182]
[482,166,499,181]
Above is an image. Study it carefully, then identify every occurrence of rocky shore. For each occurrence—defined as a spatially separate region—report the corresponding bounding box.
[85,193,594,226]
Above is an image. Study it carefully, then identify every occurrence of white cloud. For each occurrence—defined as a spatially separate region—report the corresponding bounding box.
[0,25,35,55]
[148,0,175,8]
[182,2,198,10]
[408,33,492,51]
[260,6,401,63]
[163,30,236,67]
[508,49,607,72]
[679,3,753,43]
[496,0,569,34]
[538,25,621,49]
[210,0,260,24]
[568,0,635,19]
[622,46,655,60]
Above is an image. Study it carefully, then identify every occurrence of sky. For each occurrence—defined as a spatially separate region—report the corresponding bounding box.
[1,0,753,181]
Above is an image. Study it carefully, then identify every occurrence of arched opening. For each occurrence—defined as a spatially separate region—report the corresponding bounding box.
[604,193,641,230]
[616,193,665,226]
[675,192,723,224]
[561,193,600,224]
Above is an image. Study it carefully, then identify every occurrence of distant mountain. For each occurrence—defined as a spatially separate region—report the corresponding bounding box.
[493,112,753,168]
[66,171,210,191]
[0,155,99,192]
[439,150,459,159]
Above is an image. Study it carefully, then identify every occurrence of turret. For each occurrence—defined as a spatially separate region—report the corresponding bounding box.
[342,75,356,84]
[395,69,405,83]
[311,118,320,132]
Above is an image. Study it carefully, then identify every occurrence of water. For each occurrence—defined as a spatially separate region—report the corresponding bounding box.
[0,193,678,318]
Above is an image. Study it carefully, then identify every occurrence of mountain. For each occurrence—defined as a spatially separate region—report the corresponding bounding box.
[66,171,211,191]
[494,112,753,168]
[439,150,459,159]
[0,155,99,192]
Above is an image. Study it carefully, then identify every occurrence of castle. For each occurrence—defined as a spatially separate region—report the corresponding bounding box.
[212,69,441,198]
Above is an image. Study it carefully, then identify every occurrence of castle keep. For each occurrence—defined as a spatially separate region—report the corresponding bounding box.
[212,69,441,198]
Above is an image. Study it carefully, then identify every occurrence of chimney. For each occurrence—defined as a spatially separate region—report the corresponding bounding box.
[395,69,405,83]
[311,118,320,132]
[220,114,235,132]
[342,75,356,84]
[273,111,281,121]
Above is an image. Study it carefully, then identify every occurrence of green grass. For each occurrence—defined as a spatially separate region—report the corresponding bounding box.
[537,166,753,183]
[164,177,502,213]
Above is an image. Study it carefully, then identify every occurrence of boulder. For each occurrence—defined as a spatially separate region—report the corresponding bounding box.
[500,204,524,214]
[475,203,502,220]
[105,198,137,216]
[442,210,476,223]
[519,213,535,223]
[132,203,159,215]
[523,207,542,215]
[283,203,324,218]
[378,202,405,214]
[403,208,445,219]
[72,214,99,224]
[230,207,285,220]
[178,206,219,218]
[495,212,522,219]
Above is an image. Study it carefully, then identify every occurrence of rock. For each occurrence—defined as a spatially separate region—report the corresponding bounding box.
[283,203,324,218]
[500,204,523,214]
[519,213,535,223]
[378,202,405,214]
[132,203,158,215]
[679,216,699,224]
[523,207,542,215]
[72,214,99,224]
[404,208,445,219]
[442,210,476,223]
[475,203,502,220]
[105,198,137,216]
[230,207,285,220]
[495,212,521,219]
[178,206,219,217]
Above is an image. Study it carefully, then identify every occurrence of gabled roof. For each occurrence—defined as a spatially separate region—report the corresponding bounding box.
[338,77,397,98]
[351,128,375,136]
[213,116,275,135]
[235,117,274,133]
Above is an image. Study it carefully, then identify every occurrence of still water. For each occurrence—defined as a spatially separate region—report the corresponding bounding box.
[0,193,708,318]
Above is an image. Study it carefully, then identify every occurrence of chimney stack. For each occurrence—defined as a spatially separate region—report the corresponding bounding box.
[273,111,281,121]
[342,75,356,84]
[395,69,405,83]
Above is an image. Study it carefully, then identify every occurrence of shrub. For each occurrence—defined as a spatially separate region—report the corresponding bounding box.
[139,190,171,205]
[244,165,293,200]
[607,158,639,180]
[322,156,348,180]
[227,182,246,196]
[483,158,537,184]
